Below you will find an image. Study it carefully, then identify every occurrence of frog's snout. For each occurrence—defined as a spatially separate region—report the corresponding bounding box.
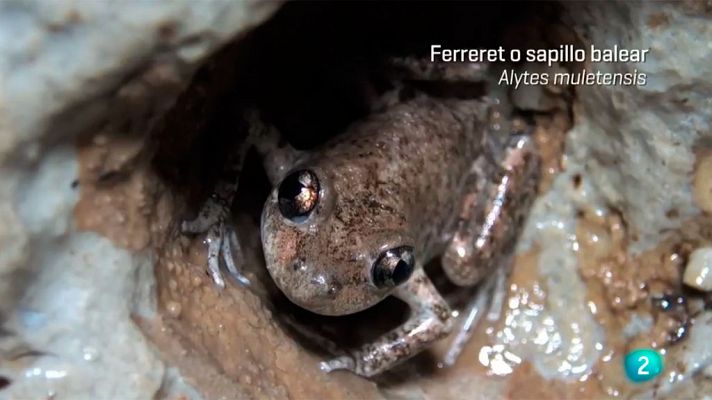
[284,260,342,308]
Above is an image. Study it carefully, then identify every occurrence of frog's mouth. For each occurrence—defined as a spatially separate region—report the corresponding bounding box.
[267,260,382,317]
[262,244,385,317]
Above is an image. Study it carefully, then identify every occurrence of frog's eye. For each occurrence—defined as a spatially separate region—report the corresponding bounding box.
[371,246,415,289]
[278,169,320,223]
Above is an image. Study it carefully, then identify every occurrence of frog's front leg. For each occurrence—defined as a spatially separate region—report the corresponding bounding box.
[320,268,452,377]
[181,143,249,288]
[244,109,302,186]
[182,110,298,288]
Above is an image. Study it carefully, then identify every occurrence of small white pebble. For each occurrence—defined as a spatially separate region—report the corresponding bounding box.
[683,247,712,291]
[693,153,712,213]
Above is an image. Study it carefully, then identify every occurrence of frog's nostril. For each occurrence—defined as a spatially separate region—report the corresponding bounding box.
[326,281,342,298]
[292,258,306,272]
[308,273,340,298]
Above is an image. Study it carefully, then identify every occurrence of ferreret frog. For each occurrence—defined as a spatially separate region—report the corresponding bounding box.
[182,62,540,377]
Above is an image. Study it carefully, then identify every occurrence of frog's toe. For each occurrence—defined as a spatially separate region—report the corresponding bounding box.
[182,198,250,288]
[206,223,227,289]
[204,221,252,289]
[222,225,250,286]
[319,355,355,374]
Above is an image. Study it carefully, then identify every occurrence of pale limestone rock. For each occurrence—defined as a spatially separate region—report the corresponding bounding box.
[684,247,712,291]
[0,1,280,399]
[562,2,712,253]
[515,1,712,385]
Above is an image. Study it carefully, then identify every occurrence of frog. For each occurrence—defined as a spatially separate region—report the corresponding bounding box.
[181,60,540,377]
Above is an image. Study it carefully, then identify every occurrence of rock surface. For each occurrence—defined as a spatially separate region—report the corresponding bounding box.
[1,1,712,400]
[514,2,712,396]
[562,2,712,254]
[0,1,279,399]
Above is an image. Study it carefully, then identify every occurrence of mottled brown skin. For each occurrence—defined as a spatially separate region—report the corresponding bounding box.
[184,88,540,377]
[262,97,484,316]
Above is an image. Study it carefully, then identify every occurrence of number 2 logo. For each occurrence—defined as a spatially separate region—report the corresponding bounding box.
[625,349,663,383]
[637,356,650,376]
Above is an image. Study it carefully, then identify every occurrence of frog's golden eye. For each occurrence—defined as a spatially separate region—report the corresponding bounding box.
[371,246,415,289]
[278,169,320,223]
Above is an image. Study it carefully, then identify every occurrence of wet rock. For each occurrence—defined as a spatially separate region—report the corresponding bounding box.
[0,2,280,399]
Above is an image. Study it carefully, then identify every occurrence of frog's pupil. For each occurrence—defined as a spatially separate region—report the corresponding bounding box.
[372,246,415,289]
[392,260,412,285]
[278,170,319,221]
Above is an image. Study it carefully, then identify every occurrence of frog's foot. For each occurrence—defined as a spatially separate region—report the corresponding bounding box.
[319,268,452,377]
[441,266,507,367]
[182,198,249,288]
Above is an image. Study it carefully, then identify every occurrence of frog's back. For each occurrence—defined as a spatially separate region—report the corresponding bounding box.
[307,96,487,260]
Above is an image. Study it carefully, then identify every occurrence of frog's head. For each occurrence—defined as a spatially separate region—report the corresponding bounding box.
[261,166,415,316]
